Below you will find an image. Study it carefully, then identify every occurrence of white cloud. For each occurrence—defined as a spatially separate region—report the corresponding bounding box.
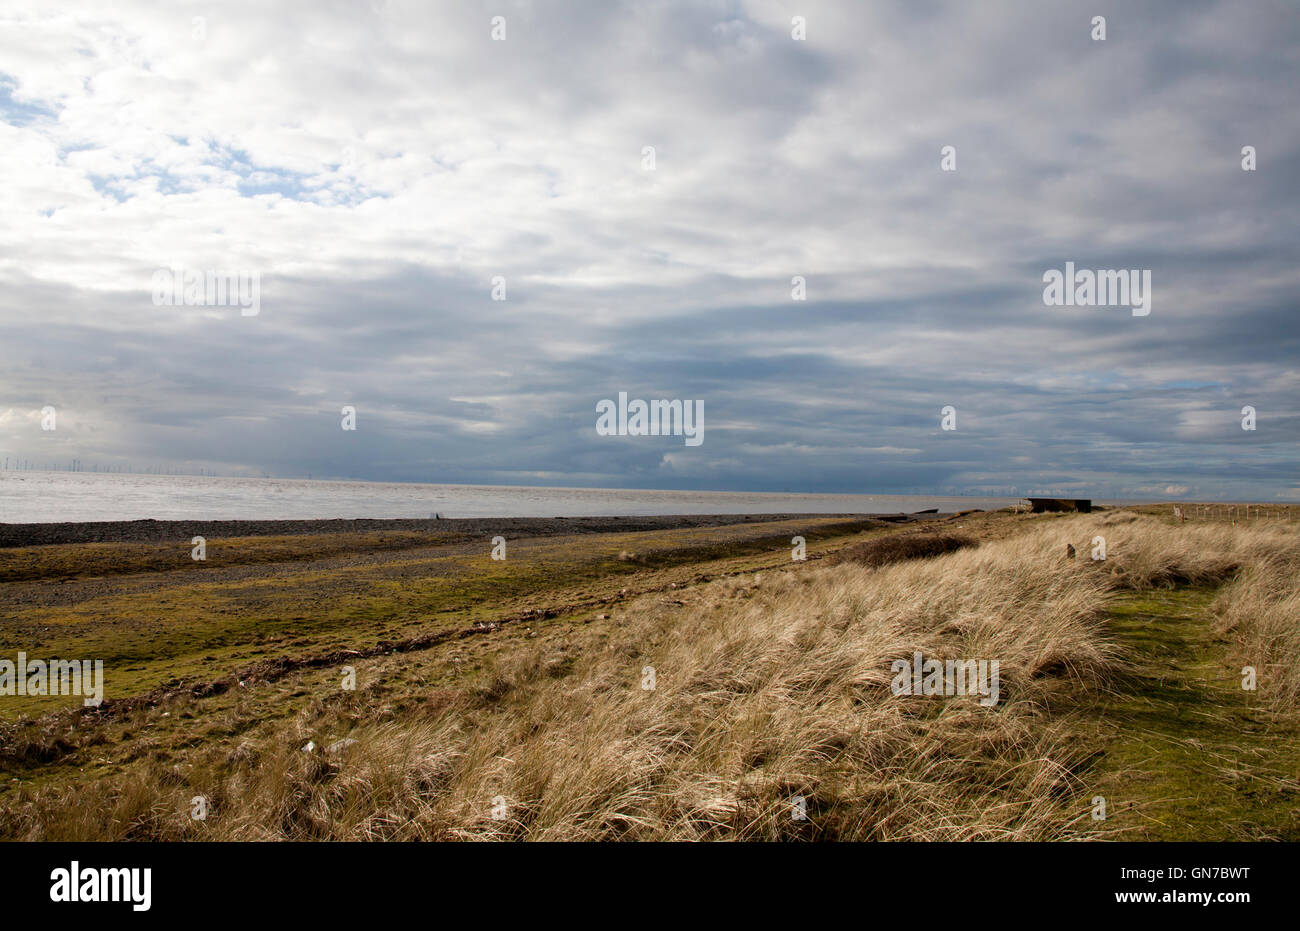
[0,1,1296,498]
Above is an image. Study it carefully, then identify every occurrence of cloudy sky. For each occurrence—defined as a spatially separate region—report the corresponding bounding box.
[1,0,1297,501]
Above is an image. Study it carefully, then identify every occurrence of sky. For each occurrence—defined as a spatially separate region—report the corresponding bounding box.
[0,0,1297,501]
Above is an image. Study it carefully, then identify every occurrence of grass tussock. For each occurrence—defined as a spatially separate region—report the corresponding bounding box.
[1213,549,1300,709]
[832,532,976,568]
[4,513,1298,841]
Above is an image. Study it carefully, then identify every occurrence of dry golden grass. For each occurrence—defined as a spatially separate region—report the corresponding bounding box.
[1092,510,1300,706]
[4,511,1297,841]
[831,531,976,567]
[1208,544,1300,710]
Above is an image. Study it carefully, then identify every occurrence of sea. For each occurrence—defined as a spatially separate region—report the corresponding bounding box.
[0,471,1035,523]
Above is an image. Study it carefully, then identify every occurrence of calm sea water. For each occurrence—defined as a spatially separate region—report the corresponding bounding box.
[0,472,1028,523]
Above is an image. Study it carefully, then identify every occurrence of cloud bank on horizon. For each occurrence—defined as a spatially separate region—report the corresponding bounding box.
[0,0,1297,500]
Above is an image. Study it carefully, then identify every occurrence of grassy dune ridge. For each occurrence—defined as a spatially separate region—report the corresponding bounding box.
[2,509,1297,840]
[0,516,882,718]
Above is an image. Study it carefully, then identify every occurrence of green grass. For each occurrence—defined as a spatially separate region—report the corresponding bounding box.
[1077,587,1300,840]
[0,517,886,719]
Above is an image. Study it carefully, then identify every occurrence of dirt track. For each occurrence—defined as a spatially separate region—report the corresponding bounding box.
[0,512,911,548]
